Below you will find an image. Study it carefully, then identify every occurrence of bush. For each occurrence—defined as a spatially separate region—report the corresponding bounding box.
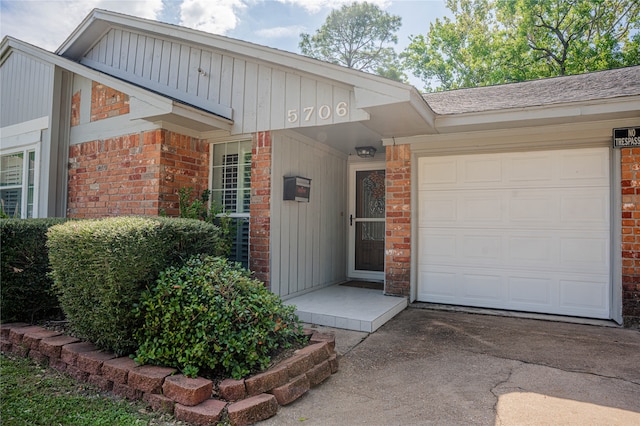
[134,256,304,379]
[47,216,225,356]
[1,218,68,323]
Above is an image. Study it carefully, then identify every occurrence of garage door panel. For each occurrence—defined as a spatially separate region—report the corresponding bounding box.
[417,148,611,319]
[508,276,552,305]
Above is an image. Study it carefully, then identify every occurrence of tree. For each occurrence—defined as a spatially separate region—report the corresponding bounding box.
[299,2,405,81]
[403,0,640,91]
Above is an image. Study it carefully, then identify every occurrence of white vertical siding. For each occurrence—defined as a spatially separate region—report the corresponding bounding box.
[270,132,347,298]
[80,28,363,134]
[1,51,53,127]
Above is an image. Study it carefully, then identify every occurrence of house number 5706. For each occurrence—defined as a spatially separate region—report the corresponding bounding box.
[287,101,348,123]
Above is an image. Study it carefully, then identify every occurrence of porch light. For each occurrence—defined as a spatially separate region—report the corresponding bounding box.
[355,146,377,158]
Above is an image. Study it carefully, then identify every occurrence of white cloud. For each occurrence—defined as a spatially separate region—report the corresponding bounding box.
[179,0,246,35]
[255,25,306,39]
[0,0,163,51]
[275,0,391,14]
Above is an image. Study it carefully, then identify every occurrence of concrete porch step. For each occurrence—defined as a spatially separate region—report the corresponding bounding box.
[285,285,408,333]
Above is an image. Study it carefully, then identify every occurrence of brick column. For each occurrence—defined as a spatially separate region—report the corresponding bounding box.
[621,148,640,328]
[385,144,412,297]
[250,132,272,289]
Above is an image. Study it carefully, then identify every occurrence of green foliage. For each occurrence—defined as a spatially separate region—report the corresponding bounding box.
[0,354,174,425]
[177,187,233,257]
[134,256,304,379]
[403,0,640,90]
[299,1,405,80]
[0,218,68,323]
[47,216,225,356]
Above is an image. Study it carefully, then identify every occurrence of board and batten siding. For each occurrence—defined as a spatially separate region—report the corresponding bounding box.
[80,28,367,135]
[270,132,347,298]
[1,51,53,127]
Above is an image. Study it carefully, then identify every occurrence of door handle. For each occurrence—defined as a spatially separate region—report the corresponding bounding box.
[350,214,353,226]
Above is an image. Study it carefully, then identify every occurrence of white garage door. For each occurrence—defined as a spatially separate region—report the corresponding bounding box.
[417,147,611,319]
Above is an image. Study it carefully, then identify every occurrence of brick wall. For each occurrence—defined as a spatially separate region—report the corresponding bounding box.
[250,132,272,289]
[91,82,129,122]
[621,148,640,328]
[385,144,411,297]
[67,130,208,218]
[71,90,81,127]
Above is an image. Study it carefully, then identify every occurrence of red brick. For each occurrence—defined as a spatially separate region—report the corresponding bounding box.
[270,374,310,406]
[77,350,117,374]
[112,382,143,400]
[11,343,30,357]
[28,349,49,364]
[174,399,227,425]
[227,393,278,426]
[328,353,339,374]
[280,352,314,379]
[8,325,40,344]
[295,342,331,365]
[61,342,97,366]
[309,332,336,352]
[128,365,177,394]
[245,364,289,397]
[143,393,175,414]
[0,323,29,339]
[22,328,62,350]
[39,335,81,359]
[306,360,331,387]
[162,374,212,407]
[0,338,12,353]
[88,374,113,392]
[66,365,90,382]
[219,378,246,402]
[102,356,138,384]
[50,359,67,372]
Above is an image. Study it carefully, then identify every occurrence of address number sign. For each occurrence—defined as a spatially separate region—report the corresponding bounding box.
[287,101,348,123]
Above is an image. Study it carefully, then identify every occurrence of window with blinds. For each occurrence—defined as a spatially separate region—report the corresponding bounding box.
[212,141,252,268]
[0,150,36,218]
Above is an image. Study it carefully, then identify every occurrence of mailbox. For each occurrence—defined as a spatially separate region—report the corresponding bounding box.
[283,176,311,202]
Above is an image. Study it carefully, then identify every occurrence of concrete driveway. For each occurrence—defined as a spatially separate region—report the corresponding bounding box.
[260,308,640,425]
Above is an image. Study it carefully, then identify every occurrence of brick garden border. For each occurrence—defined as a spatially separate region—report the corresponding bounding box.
[0,323,338,426]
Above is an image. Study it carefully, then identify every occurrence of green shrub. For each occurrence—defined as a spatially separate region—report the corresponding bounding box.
[1,218,68,323]
[134,256,304,379]
[47,216,225,356]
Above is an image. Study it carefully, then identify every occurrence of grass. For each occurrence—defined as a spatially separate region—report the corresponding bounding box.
[0,354,183,426]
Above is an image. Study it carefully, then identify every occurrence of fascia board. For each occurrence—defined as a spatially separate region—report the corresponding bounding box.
[434,96,640,131]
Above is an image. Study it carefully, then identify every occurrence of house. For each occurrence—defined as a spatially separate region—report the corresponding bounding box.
[1,9,638,329]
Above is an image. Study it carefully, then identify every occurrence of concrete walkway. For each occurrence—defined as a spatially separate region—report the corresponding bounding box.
[260,308,640,425]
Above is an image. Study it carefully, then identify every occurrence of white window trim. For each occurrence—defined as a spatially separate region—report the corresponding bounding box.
[0,143,40,218]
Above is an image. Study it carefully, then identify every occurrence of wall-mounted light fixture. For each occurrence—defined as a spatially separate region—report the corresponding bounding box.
[355,146,377,158]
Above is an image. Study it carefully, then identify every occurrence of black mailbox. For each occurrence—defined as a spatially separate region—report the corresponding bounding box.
[283,176,311,202]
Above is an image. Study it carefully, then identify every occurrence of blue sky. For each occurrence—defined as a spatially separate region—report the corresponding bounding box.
[0,0,451,88]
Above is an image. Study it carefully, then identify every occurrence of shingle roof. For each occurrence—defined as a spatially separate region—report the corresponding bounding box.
[422,66,640,115]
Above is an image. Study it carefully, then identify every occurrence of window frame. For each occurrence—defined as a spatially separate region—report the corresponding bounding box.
[0,144,40,218]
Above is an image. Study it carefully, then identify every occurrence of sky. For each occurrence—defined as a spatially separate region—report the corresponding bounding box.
[0,0,452,89]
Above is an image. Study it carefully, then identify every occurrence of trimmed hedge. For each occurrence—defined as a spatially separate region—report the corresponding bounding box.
[47,216,226,356]
[0,218,68,323]
[134,256,304,379]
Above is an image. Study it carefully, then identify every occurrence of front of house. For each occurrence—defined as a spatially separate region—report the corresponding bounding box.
[1,9,639,327]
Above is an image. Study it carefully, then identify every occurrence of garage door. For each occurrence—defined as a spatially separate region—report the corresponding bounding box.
[417,147,610,319]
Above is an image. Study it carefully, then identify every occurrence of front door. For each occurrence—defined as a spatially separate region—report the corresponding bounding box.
[348,164,385,281]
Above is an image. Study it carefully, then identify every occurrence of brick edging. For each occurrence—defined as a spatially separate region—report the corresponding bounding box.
[1,323,338,426]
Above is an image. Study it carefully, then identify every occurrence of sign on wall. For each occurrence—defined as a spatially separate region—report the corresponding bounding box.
[613,127,640,148]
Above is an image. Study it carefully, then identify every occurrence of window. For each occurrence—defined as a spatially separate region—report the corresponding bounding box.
[0,149,37,218]
[212,141,252,267]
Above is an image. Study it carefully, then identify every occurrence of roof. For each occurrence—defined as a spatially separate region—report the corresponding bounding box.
[423,66,640,115]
